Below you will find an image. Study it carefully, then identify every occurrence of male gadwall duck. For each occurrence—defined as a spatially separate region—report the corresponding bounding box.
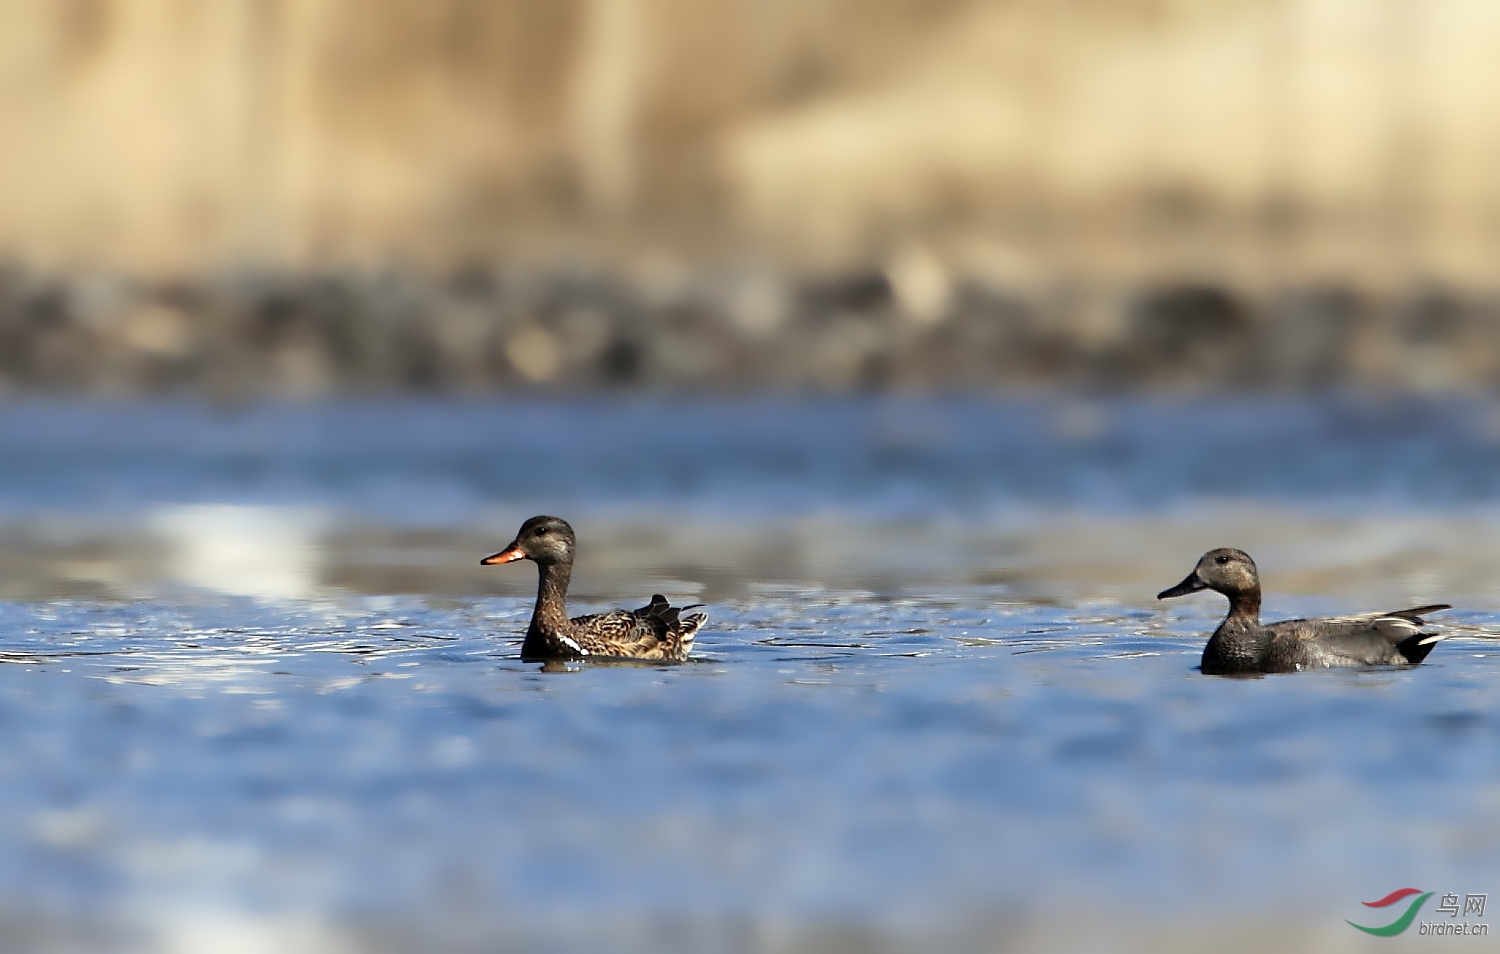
[1157,548,1450,674]
[482,515,705,662]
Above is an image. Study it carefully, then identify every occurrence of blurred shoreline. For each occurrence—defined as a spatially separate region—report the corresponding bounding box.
[3,260,1498,395]
[6,0,1500,397]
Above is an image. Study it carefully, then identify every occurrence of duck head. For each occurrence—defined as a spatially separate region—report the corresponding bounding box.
[481,515,576,566]
[1158,547,1258,600]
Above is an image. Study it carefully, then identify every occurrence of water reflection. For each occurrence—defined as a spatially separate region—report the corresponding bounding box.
[150,505,327,602]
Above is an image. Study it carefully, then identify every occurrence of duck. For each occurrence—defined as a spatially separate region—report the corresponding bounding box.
[1157,548,1450,675]
[481,515,705,662]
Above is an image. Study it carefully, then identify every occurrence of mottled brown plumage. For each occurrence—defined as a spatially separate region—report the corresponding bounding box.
[1158,547,1451,675]
[482,516,705,662]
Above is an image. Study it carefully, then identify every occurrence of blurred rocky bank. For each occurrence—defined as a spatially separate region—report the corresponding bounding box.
[2,260,1497,396]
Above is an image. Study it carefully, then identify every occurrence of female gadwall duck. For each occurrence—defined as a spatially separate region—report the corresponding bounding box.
[1157,548,1450,674]
[481,515,705,662]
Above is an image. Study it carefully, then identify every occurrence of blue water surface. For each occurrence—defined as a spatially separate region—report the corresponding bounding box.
[0,397,1497,952]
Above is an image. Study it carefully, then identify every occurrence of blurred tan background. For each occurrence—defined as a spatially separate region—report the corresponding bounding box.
[4,0,1497,278]
[2,0,1499,392]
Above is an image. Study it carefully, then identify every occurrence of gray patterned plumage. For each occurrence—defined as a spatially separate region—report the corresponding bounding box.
[1157,548,1450,675]
[482,516,705,662]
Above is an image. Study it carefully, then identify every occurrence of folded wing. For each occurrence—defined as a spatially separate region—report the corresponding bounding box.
[568,594,707,661]
[1274,604,1451,666]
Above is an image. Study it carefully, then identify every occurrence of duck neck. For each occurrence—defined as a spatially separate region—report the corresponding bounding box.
[529,558,573,638]
[1225,588,1261,625]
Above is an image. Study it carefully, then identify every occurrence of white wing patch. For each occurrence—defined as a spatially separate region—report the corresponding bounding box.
[1370,615,1449,646]
[1372,616,1420,639]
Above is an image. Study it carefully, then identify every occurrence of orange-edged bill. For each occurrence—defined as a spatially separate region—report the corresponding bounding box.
[480,545,526,566]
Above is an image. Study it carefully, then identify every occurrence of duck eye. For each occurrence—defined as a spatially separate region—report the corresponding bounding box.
[535,527,549,536]
[1215,554,1230,565]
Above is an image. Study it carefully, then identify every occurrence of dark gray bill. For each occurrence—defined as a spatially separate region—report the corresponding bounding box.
[1157,572,1207,600]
